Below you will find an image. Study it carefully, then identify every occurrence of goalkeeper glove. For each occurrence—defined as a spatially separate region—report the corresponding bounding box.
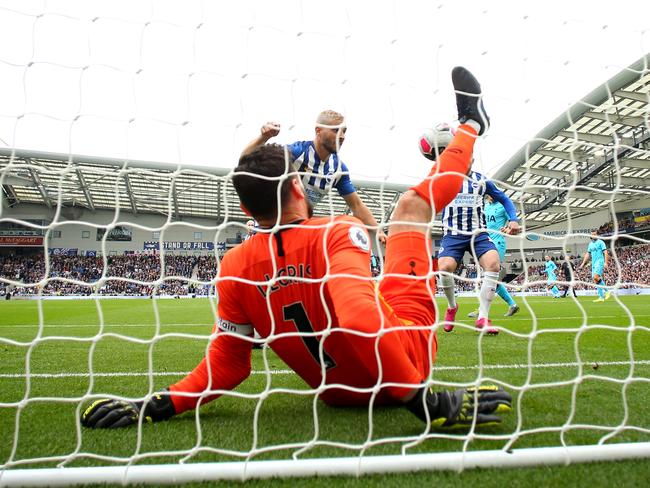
[406,384,512,430]
[81,392,176,429]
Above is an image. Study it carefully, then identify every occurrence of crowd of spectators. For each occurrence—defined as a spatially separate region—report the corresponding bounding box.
[598,215,650,235]
[508,243,650,292]
[0,254,214,297]
[195,255,218,282]
[2,243,648,298]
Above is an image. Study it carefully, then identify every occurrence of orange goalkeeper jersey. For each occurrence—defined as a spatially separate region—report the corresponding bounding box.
[220,216,427,397]
[170,216,433,411]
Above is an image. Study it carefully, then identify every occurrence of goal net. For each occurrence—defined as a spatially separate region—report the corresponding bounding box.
[1,1,650,485]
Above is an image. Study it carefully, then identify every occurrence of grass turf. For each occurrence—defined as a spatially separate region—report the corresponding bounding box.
[1,295,649,486]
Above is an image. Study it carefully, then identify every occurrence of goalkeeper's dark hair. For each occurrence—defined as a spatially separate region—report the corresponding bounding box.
[233,144,296,221]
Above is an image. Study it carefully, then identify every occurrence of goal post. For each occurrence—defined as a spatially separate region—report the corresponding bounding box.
[1,2,650,486]
[3,443,650,487]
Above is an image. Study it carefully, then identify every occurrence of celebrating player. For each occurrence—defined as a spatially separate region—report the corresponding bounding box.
[466,193,521,318]
[580,230,611,302]
[81,67,512,431]
[544,255,561,298]
[240,110,386,246]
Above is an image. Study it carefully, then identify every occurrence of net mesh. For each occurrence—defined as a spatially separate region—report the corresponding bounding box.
[0,0,649,482]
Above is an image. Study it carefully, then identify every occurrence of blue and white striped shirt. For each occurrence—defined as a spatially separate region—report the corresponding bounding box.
[287,141,356,205]
[442,171,518,236]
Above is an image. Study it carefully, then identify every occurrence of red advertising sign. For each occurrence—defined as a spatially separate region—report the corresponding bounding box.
[0,236,44,246]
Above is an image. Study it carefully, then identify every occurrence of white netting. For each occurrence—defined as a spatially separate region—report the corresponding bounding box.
[1,1,650,485]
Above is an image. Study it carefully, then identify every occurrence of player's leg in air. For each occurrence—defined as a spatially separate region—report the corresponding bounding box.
[383,66,511,427]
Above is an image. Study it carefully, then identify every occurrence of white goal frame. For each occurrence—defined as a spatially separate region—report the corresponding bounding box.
[1,2,650,485]
[2,443,650,487]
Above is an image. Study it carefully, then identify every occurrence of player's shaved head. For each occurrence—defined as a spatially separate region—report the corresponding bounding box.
[234,144,296,221]
[315,110,347,155]
[316,110,345,128]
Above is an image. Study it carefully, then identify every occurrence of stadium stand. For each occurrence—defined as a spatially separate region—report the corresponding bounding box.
[508,242,650,292]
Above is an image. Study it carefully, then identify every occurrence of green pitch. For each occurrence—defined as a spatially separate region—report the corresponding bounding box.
[1,295,650,487]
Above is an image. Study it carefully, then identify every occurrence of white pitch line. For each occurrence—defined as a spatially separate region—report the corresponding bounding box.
[0,370,293,379]
[2,360,649,379]
[1,314,649,329]
[0,323,212,329]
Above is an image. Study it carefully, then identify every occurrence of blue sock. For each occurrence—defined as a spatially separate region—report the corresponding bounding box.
[551,286,560,297]
[597,279,606,298]
[496,283,516,306]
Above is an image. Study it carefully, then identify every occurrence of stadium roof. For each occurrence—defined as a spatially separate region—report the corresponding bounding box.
[1,54,648,230]
[493,54,650,228]
[0,147,409,225]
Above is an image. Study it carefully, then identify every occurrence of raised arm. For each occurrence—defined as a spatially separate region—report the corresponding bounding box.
[486,180,520,235]
[240,121,281,157]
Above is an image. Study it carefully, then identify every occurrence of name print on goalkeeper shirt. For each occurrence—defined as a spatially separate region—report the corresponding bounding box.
[255,263,312,297]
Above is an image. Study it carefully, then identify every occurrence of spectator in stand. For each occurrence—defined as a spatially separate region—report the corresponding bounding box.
[243,220,257,242]
[3,244,647,298]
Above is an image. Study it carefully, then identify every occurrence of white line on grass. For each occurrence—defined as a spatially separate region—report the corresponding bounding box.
[0,370,294,378]
[2,314,650,329]
[0,323,212,328]
[2,359,649,379]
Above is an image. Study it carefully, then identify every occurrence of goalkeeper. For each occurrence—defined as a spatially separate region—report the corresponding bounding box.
[81,67,512,431]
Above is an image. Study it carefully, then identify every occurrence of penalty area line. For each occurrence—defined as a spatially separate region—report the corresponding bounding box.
[2,359,649,379]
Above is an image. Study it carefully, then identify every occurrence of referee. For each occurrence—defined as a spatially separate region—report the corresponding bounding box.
[561,254,577,298]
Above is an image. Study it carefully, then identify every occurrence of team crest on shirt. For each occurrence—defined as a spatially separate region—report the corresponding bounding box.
[349,226,370,251]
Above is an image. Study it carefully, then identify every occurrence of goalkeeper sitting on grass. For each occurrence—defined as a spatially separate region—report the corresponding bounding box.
[81,67,512,432]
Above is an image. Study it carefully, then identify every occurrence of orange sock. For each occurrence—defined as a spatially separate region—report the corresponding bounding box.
[410,124,477,213]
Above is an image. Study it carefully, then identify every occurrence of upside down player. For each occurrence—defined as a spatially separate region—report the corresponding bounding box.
[81,68,512,431]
